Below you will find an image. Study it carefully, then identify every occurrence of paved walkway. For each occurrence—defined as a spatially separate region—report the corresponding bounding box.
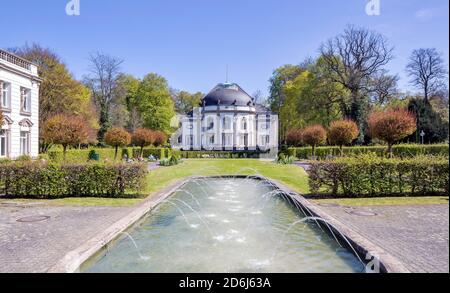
[0,202,132,273]
[315,203,449,273]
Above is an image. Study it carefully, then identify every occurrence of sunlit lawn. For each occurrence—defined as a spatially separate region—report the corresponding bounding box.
[145,159,310,195]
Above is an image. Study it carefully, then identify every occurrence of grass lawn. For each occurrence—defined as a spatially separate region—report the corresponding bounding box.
[312,196,449,207]
[146,159,309,195]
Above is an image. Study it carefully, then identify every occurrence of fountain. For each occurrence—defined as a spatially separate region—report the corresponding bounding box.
[81,176,366,273]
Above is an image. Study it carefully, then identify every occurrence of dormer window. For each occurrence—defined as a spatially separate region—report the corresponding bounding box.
[20,87,31,114]
[0,81,11,109]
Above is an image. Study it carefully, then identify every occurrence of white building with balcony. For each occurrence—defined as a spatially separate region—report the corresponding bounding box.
[171,83,278,155]
[0,49,41,159]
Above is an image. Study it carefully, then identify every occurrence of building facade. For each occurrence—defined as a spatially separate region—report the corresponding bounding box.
[0,49,40,159]
[171,83,278,154]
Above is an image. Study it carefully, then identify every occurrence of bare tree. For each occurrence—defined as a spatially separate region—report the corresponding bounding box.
[320,25,394,142]
[84,52,123,141]
[406,48,448,103]
[252,90,265,105]
[369,70,399,105]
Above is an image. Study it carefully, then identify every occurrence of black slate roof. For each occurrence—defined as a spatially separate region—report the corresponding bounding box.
[202,83,254,107]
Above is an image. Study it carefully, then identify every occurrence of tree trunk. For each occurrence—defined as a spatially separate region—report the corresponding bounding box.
[339,145,344,157]
[312,145,316,158]
[387,143,393,158]
[140,146,144,158]
[63,145,67,162]
[114,146,118,160]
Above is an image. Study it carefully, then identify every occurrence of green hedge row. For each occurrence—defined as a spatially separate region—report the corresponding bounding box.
[0,161,148,198]
[308,155,449,197]
[176,151,262,159]
[47,148,170,163]
[284,144,449,160]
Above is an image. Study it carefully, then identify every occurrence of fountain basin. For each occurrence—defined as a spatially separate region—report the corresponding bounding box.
[79,177,367,273]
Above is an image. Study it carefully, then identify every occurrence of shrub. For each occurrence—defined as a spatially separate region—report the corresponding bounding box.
[302,125,327,158]
[367,108,417,156]
[286,144,449,160]
[104,128,132,160]
[153,131,168,147]
[328,119,359,156]
[42,114,91,161]
[277,154,295,165]
[159,155,181,167]
[286,129,304,147]
[308,154,449,197]
[0,162,147,198]
[132,128,155,157]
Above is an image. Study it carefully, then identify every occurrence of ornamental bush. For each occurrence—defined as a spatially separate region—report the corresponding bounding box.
[302,125,327,157]
[42,114,92,161]
[328,119,359,156]
[286,129,304,147]
[0,162,147,198]
[367,108,417,156]
[132,128,155,157]
[308,154,449,197]
[104,128,132,160]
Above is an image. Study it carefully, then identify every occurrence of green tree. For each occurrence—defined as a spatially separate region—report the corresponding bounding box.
[113,74,142,131]
[12,44,99,150]
[407,97,449,143]
[268,64,305,114]
[136,73,175,134]
[173,90,203,114]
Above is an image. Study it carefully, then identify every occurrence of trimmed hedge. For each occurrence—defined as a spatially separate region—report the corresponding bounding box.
[47,147,170,163]
[178,151,261,159]
[0,161,148,198]
[308,154,449,197]
[285,144,449,160]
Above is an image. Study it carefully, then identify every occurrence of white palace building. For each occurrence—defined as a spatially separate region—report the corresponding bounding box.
[171,83,279,155]
[0,49,40,159]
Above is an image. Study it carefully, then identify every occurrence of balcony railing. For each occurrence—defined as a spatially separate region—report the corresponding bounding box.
[0,49,32,71]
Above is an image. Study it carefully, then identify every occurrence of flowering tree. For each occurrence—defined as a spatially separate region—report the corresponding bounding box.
[286,128,304,147]
[302,125,327,157]
[153,130,168,147]
[105,127,131,159]
[132,128,155,158]
[367,108,417,156]
[42,114,91,160]
[328,119,359,156]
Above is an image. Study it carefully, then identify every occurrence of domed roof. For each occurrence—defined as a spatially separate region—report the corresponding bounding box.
[202,83,254,107]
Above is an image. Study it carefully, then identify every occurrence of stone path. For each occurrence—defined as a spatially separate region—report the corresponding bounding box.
[0,203,132,273]
[315,203,449,273]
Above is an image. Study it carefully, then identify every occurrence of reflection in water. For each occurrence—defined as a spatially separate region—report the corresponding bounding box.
[83,178,365,273]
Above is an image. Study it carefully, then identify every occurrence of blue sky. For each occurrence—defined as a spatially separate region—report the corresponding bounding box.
[1,0,448,96]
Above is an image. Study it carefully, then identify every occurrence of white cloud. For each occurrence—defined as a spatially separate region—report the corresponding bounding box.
[415,9,436,22]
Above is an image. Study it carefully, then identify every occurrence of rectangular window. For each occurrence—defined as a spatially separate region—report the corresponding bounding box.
[1,82,10,109]
[20,131,30,156]
[209,135,215,144]
[21,87,31,113]
[0,130,7,157]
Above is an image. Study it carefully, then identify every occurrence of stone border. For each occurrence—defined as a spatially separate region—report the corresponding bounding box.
[47,178,191,273]
[267,177,411,273]
[48,175,410,273]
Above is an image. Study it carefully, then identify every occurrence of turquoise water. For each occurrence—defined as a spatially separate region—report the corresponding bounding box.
[82,178,365,273]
